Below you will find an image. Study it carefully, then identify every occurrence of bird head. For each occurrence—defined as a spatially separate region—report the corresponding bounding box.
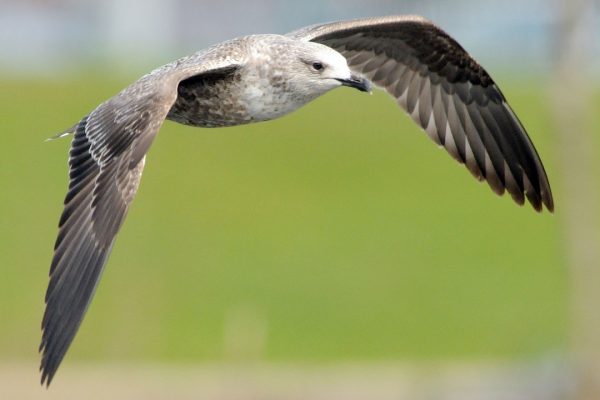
[284,40,371,98]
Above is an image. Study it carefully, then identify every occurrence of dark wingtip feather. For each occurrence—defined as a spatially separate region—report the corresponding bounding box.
[544,195,555,213]
[525,192,542,213]
[39,324,63,387]
[39,354,55,387]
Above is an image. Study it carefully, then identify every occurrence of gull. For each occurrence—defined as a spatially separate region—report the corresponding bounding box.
[40,15,554,385]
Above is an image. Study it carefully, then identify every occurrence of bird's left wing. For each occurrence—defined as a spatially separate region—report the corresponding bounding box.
[40,56,241,386]
[288,16,553,212]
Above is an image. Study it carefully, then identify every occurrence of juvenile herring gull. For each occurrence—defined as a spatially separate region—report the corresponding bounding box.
[40,15,554,385]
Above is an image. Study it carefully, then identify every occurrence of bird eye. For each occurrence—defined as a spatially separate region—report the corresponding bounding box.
[312,62,324,71]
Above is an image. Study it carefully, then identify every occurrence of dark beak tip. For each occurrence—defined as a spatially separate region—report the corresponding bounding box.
[338,76,371,93]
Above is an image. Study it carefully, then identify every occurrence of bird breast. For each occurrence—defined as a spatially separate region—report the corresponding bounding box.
[238,63,308,122]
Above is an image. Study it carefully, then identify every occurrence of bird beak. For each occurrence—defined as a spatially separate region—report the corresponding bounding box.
[336,75,372,93]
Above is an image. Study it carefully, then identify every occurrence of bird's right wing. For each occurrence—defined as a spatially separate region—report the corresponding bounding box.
[289,16,553,212]
[40,56,241,386]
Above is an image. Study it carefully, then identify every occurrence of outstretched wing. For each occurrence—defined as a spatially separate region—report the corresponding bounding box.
[289,15,553,212]
[40,56,241,385]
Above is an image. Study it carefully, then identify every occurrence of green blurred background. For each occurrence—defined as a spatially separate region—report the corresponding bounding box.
[0,77,566,362]
[1,0,598,398]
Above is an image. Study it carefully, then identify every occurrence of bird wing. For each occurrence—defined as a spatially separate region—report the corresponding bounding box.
[40,58,241,386]
[288,15,553,212]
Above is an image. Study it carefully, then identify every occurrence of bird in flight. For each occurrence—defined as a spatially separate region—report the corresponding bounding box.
[40,15,554,385]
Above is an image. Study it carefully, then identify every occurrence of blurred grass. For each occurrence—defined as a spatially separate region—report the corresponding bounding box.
[0,75,566,364]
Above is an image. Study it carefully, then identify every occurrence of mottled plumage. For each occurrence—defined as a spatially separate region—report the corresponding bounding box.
[41,15,553,386]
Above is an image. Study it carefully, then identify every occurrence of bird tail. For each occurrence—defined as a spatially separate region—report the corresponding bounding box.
[45,123,78,142]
